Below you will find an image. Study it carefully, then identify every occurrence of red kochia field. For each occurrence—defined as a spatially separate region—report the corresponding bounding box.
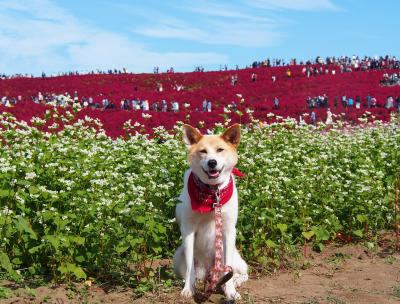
[1,65,399,137]
[1,65,400,303]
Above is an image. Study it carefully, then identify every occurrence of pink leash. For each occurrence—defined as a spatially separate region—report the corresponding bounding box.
[206,188,233,297]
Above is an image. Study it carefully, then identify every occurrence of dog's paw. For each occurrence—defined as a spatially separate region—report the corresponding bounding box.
[224,286,241,300]
[180,286,195,298]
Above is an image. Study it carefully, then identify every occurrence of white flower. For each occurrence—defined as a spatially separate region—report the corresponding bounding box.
[142,113,152,119]
[25,172,37,180]
[2,207,12,215]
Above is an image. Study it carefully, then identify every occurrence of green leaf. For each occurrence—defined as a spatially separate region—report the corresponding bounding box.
[135,216,146,224]
[277,223,288,234]
[302,231,315,241]
[0,252,13,273]
[353,229,364,238]
[28,245,44,254]
[316,242,324,252]
[265,239,278,248]
[356,214,368,223]
[67,263,87,280]
[44,235,60,250]
[71,236,85,245]
[116,244,130,254]
[58,264,68,275]
[14,217,37,240]
[0,189,9,197]
[17,180,31,186]
[29,186,39,195]
[75,256,85,263]
[312,226,330,242]
[11,258,22,265]
[58,263,86,279]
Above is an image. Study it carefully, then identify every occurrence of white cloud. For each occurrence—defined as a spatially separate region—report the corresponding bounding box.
[244,0,339,11]
[133,2,283,48]
[67,32,227,72]
[133,21,282,48]
[132,0,341,48]
[0,0,341,75]
[0,0,227,74]
[178,1,260,19]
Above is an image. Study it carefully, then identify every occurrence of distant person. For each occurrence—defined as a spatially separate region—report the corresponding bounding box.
[366,94,372,108]
[299,114,305,126]
[142,100,149,111]
[341,95,347,107]
[152,101,159,112]
[311,111,316,125]
[385,96,394,109]
[347,97,354,107]
[161,100,167,112]
[273,97,279,109]
[202,99,207,112]
[206,100,212,112]
[371,97,377,107]
[396,96,400,112]
[230,74,238,86]
[355,96,361,109]
[131,99,137,110]
[326,108,333,125]
[171,101,179,112]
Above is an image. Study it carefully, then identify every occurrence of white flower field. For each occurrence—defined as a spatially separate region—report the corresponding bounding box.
[0,107,399,295]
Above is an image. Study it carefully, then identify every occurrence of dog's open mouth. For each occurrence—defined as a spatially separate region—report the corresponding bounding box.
[202,167,224,179]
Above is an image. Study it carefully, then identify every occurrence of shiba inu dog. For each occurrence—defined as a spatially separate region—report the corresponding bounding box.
[173,124,248,300]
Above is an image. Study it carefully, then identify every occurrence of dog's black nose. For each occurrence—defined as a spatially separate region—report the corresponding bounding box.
[207,159,217,169]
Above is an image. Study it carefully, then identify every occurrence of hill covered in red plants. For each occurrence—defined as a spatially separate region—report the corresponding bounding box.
[1,64,400,137]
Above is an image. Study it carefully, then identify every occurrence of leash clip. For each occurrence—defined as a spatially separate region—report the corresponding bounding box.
[213,188,221,209]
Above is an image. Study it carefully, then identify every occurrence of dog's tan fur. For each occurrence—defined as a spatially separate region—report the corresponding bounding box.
[173,124,248,300]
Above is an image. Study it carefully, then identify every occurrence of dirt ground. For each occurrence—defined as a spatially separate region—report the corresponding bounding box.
[2,240,400,304]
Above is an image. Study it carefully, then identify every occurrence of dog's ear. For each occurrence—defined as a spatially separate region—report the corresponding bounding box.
[183,124,203,146]
[221,124,240,148]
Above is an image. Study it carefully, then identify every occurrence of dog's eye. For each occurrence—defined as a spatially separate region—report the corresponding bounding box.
[217,148,224,153]
[199,149,207,154]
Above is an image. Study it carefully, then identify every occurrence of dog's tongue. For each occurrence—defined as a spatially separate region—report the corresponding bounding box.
[209,170,220,178]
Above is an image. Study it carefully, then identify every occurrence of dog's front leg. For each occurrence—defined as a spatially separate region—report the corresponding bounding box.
[223,226,241,300]
[181,229,196,298]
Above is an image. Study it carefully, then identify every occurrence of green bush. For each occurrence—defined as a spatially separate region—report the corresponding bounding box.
[0,109,399,288]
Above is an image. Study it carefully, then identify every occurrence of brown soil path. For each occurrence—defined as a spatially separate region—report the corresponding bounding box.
[2,243,400,304]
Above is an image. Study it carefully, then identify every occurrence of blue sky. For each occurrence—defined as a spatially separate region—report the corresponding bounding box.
[0,0,398,75]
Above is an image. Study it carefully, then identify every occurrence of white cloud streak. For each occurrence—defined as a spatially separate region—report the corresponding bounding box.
[0,0,340,74]
[133,1,284,48]
[244,0,339,11]
[0,0,227,74]
[133,20,282,48]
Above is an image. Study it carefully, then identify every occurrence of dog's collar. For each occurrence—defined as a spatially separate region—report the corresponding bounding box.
[188,168,244,213]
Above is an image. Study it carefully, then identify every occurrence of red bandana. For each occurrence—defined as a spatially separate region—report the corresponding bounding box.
[188,168,244,213]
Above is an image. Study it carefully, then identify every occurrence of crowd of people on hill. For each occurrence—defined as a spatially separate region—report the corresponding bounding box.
[251,55,399,71]
[1,55,398,80]
[0,90,217,114]
[1,54,400,120]
[381,72,400,86]
[119,98,184,112]
[303,93,400,111]
[2,88,400,114]
[0,68,132,80]
[306,95,329,108]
